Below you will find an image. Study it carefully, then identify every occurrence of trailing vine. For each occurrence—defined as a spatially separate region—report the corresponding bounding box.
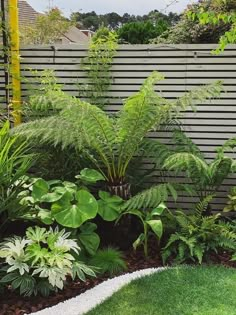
[80,27,118,109]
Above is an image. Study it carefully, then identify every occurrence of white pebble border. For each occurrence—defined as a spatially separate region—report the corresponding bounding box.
[29,267,166,315]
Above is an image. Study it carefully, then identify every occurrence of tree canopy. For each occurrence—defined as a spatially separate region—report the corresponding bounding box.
[20,8,72,45]
[71,10,179,32]
[153,0,236,45]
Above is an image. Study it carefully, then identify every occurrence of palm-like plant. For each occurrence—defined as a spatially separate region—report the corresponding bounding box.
[13,71,222,198]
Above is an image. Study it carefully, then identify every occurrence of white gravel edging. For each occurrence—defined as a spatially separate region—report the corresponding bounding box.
[29,267,166,315]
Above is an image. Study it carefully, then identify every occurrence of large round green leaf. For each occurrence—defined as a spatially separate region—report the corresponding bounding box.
[51,190,98,228]
[98,191,123,221]
[32,179,49,201]
[76,168,105,183]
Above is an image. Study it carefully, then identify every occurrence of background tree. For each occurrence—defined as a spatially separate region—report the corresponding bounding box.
[153,0,235,45]
[118,19,169,44]
[188,0,236,53]
[20,8,72,45]
[71,10,179,32]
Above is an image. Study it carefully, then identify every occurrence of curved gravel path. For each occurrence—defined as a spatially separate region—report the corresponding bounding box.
[29,267,166,315]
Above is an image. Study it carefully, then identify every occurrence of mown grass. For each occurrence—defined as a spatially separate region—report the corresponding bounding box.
[87,266,236,315]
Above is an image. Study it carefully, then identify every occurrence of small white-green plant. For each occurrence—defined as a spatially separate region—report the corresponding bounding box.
[0,226,95,296]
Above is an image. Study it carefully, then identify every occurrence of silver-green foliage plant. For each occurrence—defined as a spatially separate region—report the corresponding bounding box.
[13,71,222,199]
[0,226,95,296]
[162,196,236,264]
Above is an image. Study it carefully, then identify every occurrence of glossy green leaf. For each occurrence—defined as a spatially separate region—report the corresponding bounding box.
[52,190,98,228]
[32,179,49,201]
[77,168,105,183]
[79,223,100,256]
[38,209,54,225]
[133,233,145,250]
[40,192,64,203]
[146,219,163,239]
[151,203,167,216]
[98,191,123,221]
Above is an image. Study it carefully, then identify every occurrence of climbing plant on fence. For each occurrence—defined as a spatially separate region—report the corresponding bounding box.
[80,27,118,109]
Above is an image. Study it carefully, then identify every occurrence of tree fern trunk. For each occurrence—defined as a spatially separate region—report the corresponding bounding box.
[107,182,131,200]
[205,204,212,216]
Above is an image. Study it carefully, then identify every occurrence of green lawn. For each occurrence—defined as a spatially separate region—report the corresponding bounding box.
[87,266,236,315]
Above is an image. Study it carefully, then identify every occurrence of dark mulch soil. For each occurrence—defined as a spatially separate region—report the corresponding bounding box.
[0,246,235,315]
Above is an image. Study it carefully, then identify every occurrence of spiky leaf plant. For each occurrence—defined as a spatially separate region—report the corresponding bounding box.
[13,71,222,197]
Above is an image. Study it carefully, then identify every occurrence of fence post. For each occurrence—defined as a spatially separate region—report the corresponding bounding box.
[8,0,21,125]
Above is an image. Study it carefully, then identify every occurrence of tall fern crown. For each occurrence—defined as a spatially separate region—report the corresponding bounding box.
[13,71,222,186]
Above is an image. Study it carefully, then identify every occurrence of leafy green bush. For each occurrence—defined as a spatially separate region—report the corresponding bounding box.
[118,20,169,44]
[89,248,127,276]
[162,196,236,264]
[153,0,235,45]
[0,226,95,296]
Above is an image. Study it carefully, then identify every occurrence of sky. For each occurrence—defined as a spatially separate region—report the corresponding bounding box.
[26,0,196,17]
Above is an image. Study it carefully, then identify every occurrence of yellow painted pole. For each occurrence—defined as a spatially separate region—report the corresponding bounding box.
[8,0,21,125]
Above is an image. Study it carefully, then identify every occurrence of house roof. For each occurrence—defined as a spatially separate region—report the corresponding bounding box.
[18,0,41,25]
[63,26,90,43]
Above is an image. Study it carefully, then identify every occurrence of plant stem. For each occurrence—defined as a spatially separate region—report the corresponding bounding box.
[144,223,148,258]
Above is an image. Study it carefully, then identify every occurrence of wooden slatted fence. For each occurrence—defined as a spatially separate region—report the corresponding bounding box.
[1,43,236,211]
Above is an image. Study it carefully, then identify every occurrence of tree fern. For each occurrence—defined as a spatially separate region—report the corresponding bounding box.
[163,149,233,202]
[13,71,222,196]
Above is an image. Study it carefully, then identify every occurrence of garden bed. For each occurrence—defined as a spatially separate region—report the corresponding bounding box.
[1,247,235,315]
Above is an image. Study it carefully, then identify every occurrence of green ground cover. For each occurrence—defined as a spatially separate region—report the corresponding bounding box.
[87,266,236,315]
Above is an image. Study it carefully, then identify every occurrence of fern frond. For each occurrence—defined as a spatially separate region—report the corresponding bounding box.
[222,137,236,152]
[193,244,205,264]
[163,152,208,184]
[172,130,203,158]
[194,195,214,217]
[139,138,172,168]
[122,183,177,210]
[208,157,233,189]
[173,81,222,113]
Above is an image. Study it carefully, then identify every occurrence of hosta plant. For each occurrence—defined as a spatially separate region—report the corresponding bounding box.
[162,196,236,264]
[120,203,167,257]
[0,226,95,296]
[13,71,222,198]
